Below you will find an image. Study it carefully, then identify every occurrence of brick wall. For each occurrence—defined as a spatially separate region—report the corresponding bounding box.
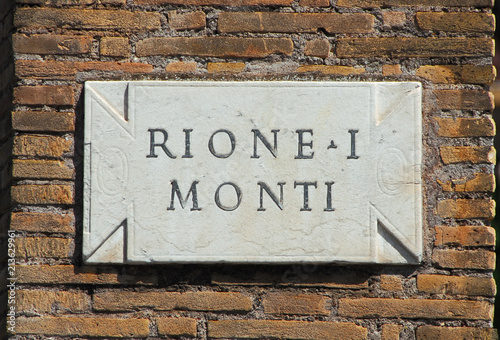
[6,0,497,339]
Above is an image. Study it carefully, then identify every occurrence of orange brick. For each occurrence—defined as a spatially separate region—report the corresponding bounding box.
[337,0,493,7]
[15,8,160,31]
[262,293,330,315]
[100,37,129,57]
[13,34,92,55]
[416,65,495,84]
[157,318,197,337]
[16,265,157,285]
[13,135,72,158]
[417,12,494,33]
[75,61,153,73]
[168,11,206,30]
[382,11,406,27]
[337,37,493,58]
[433,249,495,270]
[438,173,494,192]
[208,320,367,339]
[16,237,73,258]
[299,0,330,6]
[13,159,74,180]
[296,65,365,75]
[435,117,495,137]
[435,226,495,246]
[380,275,403,291]
[13,111,75,131]
[12,184,73,205]
[136,0,293,4]
[14,85,74,106]
[338,298,492,320]
[437,199,495,219]
[137,37,293,58]
[218,12,374,34]
[382,64,402,76]
[16,317,149,338]
[165,61,198,73]
[207,62,245,73]
[16,60,76,79]
[304,39,330,58]
[381,324,402,340]
[434,89,493,110]
[17,290,90,313]
[416,326,497,340]
[440,146,495,164]
[11,211,75,233]
[93,291,252,312]
[417,274,495,296]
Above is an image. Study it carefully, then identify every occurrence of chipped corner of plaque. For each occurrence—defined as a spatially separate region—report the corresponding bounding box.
[83,221,126,264]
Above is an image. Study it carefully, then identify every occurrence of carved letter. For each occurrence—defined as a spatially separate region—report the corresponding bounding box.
[215,182,242,211]
[348,129,359,159]
[295,129,314,159]
[258,182,285,211]
[324,182,335,212]
[251,129,279,158]
[167,180,201,211]
[294,181,317,211]
[147,129,176,158]
[182,129,193,158]
[208,129,236,158]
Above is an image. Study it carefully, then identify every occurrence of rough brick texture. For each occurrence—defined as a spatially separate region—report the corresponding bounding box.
[6,0,497,339]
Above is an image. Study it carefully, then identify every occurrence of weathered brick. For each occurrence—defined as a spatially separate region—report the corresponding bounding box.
[137,37,293,58]
[13,135,71,159]
[16,316,149,337]
[13,34,92,55]
[437,173,495,192]
[14,86,74,106]
[435,117,495,137]
[100,37,129,57]
[12,184,73,205]
[304,39,330,58]
[437,199,495,219]
[417,12,494,33]
[380,275,403,291]
[15,8,160,31]
[434,90,493,110]
[433,249,495,270]
[94,291,252,312]
[157,318,197,337]
[16,0,97,4]
[218,13,374,34]
[296,65,365,75]
[13,159,74,180]
[382,64,402,76]
[136,0,293,5]
[416,326,498,340]
[262,293,330,315]
[337,37,493,58]
[16,265,157,285]
[168,11,206,30]
[75,61,153,73]
[435,226,495,246]
[165,61,198,73]
[382,11,406,27]
[440,146,495,164]
[337,0,493,7]
[417,65,495,84]
[381,324,403,340]
[299,0,330,6]
[417,274,495,296]
[338,298,492,320]
[11,211,75,233]
[16,237,73,258]
[207,62,245,73]
[12,111,75,132]
[208,320,367,339]
[17,290,90,313]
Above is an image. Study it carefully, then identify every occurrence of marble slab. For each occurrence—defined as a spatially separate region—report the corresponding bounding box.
[83,81,422,264]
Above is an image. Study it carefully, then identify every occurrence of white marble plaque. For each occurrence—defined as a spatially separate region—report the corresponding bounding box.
[84,81,422,264]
